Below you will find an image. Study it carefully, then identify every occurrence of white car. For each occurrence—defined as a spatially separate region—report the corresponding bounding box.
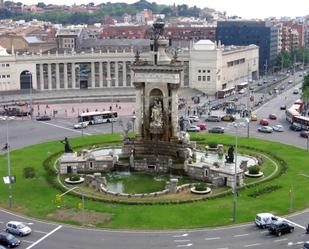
[73,122,88,129]
[6,221,31,236]
[258,126,273,133]
[187,125,201,132]
[238,89,245,94]
[272,124,284,132]
[188,115,199,122]
[255,213,282,228]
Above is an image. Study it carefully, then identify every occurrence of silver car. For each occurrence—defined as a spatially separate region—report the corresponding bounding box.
[6,221,31,236]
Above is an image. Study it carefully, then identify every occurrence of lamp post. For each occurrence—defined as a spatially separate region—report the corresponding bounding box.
[228,121,246,223]
[132,115,136,133]
[245,117,250,138]
[0,115,15,208]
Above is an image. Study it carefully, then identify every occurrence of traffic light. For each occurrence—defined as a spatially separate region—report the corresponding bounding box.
[78,202,83,209]
[55,194,61,202]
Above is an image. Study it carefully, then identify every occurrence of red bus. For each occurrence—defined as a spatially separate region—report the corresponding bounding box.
[217,87,236,99]
[293,116,309,130]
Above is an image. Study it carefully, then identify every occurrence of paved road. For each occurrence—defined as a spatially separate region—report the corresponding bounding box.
[0,208,308,249]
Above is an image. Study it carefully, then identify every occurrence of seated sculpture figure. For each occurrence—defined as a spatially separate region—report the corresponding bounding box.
[225,145,234,163]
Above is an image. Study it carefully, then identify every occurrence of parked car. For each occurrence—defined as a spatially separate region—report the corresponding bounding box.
[300,130,309,138]
[73,122,88,129]
[187,125,200,132]
[199,123,206,130]
[188,115,199,122]
[280,85,285,91]
[205,115,220,122]
[257,82,263,86]
[272,124,284,132]
[208,126,224,134]
[259,119,269,126]
[269,114,277,120]
[268,221,294,236]
[293,88,299,94]
[6,221,31,236]
[258,126,273,133]
[250,114,258,121]
[290,122,302,131]
[36,115,51,121]
[221,115,235,122]
[0,232,20,248]
[238,89,245,94]
[280,105,286,110]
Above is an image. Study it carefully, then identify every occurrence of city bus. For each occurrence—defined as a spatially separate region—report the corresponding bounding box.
[236,82,248,92]
[78,111,118,125]
[217,87,236,99]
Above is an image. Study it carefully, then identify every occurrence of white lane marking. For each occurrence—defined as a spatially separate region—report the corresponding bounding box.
[22,240,35,244]
[281,218,306,230]
[173,234,189,238]
[233,233,249,237]
[176,243,193,247]
[274,238,287,242]
[174,239,191,243]
[244,243,261,247]
[296,241,304,245]
[25,225,62,249]
[216,248,228,249]
[33,230,48,234]
[205,237,220,240]
[288,242,293,246]
[38,121,92,135]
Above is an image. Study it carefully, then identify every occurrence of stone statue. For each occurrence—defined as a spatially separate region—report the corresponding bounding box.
[150,98,163,129]
[60,137,73,153]
[225,145,234,163]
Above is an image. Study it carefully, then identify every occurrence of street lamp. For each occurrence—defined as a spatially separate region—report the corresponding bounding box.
[0,115,15,208]
[228,121,246,223]
[25,72,33,118]
[245,117,250,138]
[132,115,136,132]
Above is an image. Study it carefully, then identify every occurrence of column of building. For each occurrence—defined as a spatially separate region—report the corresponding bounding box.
[47,63,52,90]
[99,62,103,88]
[91,62,95,88]
[64,63,68,89]
[114,62,119,87]
[122,61,127,87]
[71,62,76,89]
[39,64,44,90]
[107,61,111,87]
[55,63,60,90]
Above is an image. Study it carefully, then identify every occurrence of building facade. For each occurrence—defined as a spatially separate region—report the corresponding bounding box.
[216,21,279,71]
[189,40,259,94]
[0,41,258,96]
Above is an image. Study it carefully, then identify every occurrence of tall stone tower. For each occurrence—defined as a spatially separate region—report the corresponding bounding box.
[122,20,195,162]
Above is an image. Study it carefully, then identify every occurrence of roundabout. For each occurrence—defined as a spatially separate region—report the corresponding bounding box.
[2,132,307,230]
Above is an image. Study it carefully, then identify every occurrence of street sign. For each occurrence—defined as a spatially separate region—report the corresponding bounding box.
[3,176,16,184]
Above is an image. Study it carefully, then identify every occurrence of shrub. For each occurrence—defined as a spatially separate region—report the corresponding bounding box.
[248,185,282,198]
[249,165,260,175]
[23,167,36,178]
[208,142,217,148]
[69,175,81,181]
[195,183,207,191]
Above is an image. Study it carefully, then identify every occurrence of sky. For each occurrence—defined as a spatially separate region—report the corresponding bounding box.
[20,0,309,19]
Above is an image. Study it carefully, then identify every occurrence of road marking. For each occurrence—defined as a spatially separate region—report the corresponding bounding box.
[22,240,35,244]
[296,241,304,245]
[244,243,261,247]
[274,238,287,242]
[38,121,92,135]
[176,243,193,247]
[25,225,62,249]
[205,237,220,240]
[233,233,249,237]
[173,234,188,238]
[174,239,191,243]
[33,230,48,234]
[216,248,228,249]
[288,242,293,246]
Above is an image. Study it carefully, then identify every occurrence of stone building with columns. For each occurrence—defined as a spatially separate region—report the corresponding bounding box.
[0,40,258,95]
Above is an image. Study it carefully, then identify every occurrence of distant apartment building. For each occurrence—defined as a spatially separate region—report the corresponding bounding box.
[56,28,89,49]
[305,25,309,48]
[216,20,279,71]
[136,9,153,25]
[281,26,299,51]
[284,21,305,48]
[164,26,216,42]
[100,25,149,39]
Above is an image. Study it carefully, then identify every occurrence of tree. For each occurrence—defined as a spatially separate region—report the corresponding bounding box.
[36,2,46,8]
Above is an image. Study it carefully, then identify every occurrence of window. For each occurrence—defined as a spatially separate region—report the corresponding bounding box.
[198,76,201,81]
[198,70,201,73]
[207,76,211,81]
[89,161,94,169]
[207,70,210,73]
[6,64,9,67]
[202,76,206,81]
[203,70,206,73]
[7,75,10,78]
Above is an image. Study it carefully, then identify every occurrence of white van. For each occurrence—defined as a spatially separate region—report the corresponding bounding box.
[255,213,281,228]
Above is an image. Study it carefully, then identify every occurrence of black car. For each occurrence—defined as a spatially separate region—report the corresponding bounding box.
[0,232,20,248]
[280,105,286,110]
[290,123,302,131]
[208,126,224,134]
[268,222,294,236]
[36,115,51,121]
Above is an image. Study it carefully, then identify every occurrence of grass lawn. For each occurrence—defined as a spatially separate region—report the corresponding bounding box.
[0,133,308,229]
